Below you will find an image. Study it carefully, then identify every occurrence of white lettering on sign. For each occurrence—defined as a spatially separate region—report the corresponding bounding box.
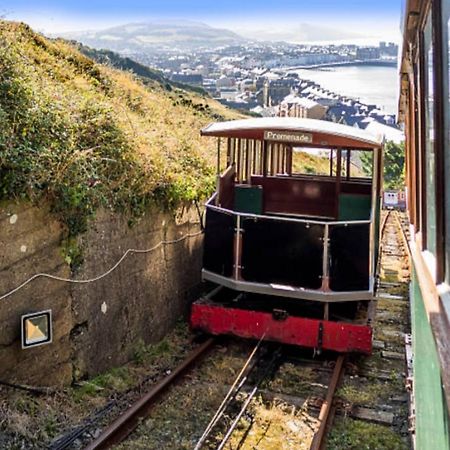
[264,130,313,144]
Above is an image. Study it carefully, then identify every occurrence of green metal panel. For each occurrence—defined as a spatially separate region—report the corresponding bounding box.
[338,194,371,221]
[411,269,450,450]
[234,185,263,214]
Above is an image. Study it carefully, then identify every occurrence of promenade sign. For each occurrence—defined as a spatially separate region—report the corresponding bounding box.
[264,130,313,144]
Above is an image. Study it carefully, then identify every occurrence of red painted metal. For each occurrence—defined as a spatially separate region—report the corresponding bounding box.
[191,302,372,354]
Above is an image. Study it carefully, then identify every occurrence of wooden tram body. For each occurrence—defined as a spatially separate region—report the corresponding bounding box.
[398,0,450,444]
[191,118,383,354]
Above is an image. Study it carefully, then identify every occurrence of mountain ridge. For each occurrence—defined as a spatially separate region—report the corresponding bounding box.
[56,20,247,52]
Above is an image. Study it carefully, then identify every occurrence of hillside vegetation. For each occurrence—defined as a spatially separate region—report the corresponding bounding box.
[0,21,241,236]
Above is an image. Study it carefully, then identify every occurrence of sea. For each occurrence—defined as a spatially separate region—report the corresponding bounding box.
[294,65,398,116]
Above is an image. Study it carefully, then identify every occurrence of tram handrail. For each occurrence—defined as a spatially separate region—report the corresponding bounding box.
[205,193,372,226]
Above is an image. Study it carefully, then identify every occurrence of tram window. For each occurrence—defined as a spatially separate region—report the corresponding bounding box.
[424,12,437,257]
[291,147,332,176]
[345,150,373,179]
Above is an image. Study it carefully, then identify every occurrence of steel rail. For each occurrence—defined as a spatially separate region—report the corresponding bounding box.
[380,209,392,238]
[375,210,392,283]
[393,211,411,259]
[84,338,216,450]
[194,335,266,450]
[310,354,346,450]
[215,349,282,450]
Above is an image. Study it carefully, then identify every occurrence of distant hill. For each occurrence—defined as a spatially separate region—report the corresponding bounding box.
[58,21,247,52]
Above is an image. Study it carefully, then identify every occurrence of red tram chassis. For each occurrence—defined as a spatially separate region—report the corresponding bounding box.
[191,301,372,354]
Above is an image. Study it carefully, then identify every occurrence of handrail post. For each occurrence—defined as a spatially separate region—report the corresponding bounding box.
[234,215,243,280]
[321,224,331,291]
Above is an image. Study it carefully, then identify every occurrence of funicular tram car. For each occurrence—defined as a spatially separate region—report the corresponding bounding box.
[190,117,383,354]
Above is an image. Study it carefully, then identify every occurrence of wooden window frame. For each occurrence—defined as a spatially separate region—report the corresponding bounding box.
[431,0,446,283]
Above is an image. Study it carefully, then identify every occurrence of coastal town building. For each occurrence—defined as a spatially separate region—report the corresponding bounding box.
[150,41,401,139]
[278,95,327,119]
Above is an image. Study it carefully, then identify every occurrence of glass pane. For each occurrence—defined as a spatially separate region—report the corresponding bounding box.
[25,315,49,344]
[203,208,235,277]
[424,13,437,256]
[351,150,373,179]
[329,223,370,291]
[292,147,332,176]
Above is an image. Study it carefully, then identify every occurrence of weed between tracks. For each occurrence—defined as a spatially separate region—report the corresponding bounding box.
[115,341,254,449]
[337,376,401,407]
[224,398,318,450]
[327,418,406,450]
[268,364,321,397]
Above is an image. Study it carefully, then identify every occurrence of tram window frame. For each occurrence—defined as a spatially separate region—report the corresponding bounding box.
[423,10,438,259]
[266,142,292,177]
[344,149,373,180]
[443,0,450,284]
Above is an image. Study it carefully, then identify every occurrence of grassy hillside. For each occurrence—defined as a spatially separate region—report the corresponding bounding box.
[292,151,331,175]
[0,21,241,236]
[292,150,366,177]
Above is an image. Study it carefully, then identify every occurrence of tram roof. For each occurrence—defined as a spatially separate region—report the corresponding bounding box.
[201,117,383,149]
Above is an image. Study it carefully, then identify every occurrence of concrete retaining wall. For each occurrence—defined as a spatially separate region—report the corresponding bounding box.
[0,202,203,386]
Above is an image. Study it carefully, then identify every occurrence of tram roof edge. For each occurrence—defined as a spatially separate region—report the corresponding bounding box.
[201,117,383,148]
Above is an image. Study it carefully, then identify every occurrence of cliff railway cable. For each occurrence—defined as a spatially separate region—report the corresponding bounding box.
[206,352,347,450]
[80,336,269,450]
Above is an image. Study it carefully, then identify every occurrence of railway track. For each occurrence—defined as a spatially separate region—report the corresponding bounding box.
[69,337,348,450]
[50,209,410,450]
[84,338,216,450]
[49,338,216,450]
[204,353,347,450]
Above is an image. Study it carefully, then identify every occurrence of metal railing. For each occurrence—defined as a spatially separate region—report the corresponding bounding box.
[204,193,374,295]
[206,193,372,226]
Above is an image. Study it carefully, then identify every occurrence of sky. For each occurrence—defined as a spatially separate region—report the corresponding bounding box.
[1,0,402,43]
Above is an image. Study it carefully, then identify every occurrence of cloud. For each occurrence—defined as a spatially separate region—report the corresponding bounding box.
[238,22,367,43]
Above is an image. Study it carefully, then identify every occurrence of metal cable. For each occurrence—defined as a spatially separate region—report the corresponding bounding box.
[216,349,282,450]
[194,333,266,450]
[0,230,203,301]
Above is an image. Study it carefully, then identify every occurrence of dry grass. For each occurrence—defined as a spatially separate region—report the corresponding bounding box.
[225,398,319,450]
